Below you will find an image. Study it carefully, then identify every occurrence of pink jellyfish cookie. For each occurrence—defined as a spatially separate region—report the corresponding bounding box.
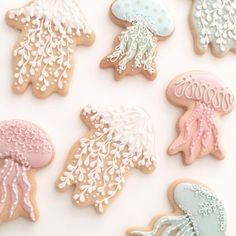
[100,0,174,81]
[6,0,95,99]
[0,120,54,223]
[190,0,236,57]
[56,106,156,213]
[167,71,235,165]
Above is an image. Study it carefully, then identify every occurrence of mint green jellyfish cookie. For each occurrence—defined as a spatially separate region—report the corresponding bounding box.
[128,180,227,236]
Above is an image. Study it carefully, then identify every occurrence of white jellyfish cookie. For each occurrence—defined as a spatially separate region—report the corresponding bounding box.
[100,0,174,81]
[190,0,236,57]
[167,71,235,165]
[56,106,156,213]
[128,179,227,236]
[0,120,54,223]
[6,0,95,99]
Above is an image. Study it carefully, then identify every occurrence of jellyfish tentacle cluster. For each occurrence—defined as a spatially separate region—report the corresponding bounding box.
[6,0,94,98]
[101,0,174,80]
[0,120,53,222]
[57,106,156,213]
[191,0,236,56]
[167,71,235,164]
[130,182,227,236]
[107,21,157,75]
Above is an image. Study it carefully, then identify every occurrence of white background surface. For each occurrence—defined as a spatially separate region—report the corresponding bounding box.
[0,0,235,235]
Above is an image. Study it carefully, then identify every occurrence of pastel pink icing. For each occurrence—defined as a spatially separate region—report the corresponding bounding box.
[0,120,54,222]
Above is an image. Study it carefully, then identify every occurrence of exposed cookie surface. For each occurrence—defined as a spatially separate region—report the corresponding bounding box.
[190,0,236,57]
[6,0,95,98]
[128,179,227,236]
[56,106,156,213]
[0,120,54,223]
[100,0,174,81]
[167,71,235,165]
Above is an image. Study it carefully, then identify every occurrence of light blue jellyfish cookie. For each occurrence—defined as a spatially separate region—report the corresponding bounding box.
[100,0,174,81]
[128,181,227,236]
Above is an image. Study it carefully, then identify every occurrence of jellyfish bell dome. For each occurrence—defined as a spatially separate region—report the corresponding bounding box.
[167,71,235,114]
[0,120,54,169]
[111,0,174,37]
[174,183,227,236]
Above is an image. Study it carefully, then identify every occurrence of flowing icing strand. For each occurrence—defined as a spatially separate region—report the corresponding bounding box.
[58,106,156,213]
[192,0,236,54]
[169,101,223,164]
[7,0,93,96]
[107,22,157,75]
[174,77,235,112]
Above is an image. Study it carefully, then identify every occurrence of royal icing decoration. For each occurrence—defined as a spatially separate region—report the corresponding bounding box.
[57,106,156,213]
[100,0,174,81]
[191,0,236,56]
[0,120,53,222]
[7,0,94,98]
[167,71,235,165]
[130,181,227,236]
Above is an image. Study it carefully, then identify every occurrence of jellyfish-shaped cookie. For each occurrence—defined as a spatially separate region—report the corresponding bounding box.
[100,0,174,81]
[0,120,54,223]
[6,0,95,98]
[190,0,236,57]
[129,180,227,236]
[167,71,235,165]
[57,106,156,213]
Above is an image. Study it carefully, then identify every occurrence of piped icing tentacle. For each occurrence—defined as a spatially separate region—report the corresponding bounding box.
[101,0,174,81]
[167,71,235,165]
[129,181,227,236]
[57,106,156,213]
[191,0,236,56]
[6,0,95,98]
[0,120,54,223]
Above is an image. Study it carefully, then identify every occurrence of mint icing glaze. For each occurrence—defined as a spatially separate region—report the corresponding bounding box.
[111,0,174,37]
[131,182,226,236]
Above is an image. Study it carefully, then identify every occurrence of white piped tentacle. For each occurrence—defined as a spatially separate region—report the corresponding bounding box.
[18,166,36,221]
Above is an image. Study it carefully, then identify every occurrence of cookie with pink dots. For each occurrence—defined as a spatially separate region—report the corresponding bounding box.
[0,120,54,223]
[167,71,235,165]
[6,0,95,99]
[56,106,156,213]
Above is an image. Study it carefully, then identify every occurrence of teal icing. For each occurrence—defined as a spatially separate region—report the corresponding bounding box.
[111,0,174,37]
[174,183,227,236]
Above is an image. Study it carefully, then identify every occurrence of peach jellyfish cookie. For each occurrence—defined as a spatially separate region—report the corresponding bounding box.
[167,71,235,165]
[128,180,227,236]
[57,106,156,213]
[100,0,174,81]
[0,120,54,223]
[6,0,95,98]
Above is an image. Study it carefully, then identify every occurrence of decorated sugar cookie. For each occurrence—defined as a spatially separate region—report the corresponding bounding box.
[6,0,95,98]
[56,106,156,213]
[128,180,227,236]
[190,0,236,57]
[0,120,54,223]
[100,0,174,81]
[167,71,235,165]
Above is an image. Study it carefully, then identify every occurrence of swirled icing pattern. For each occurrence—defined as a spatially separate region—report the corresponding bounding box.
[112,0,174,36]
[167,71,235,165]
[130,182,227,236]
[7,0,94,98]
[191,0,236,56]
[0,120,54,222]
[57,106,156,213]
